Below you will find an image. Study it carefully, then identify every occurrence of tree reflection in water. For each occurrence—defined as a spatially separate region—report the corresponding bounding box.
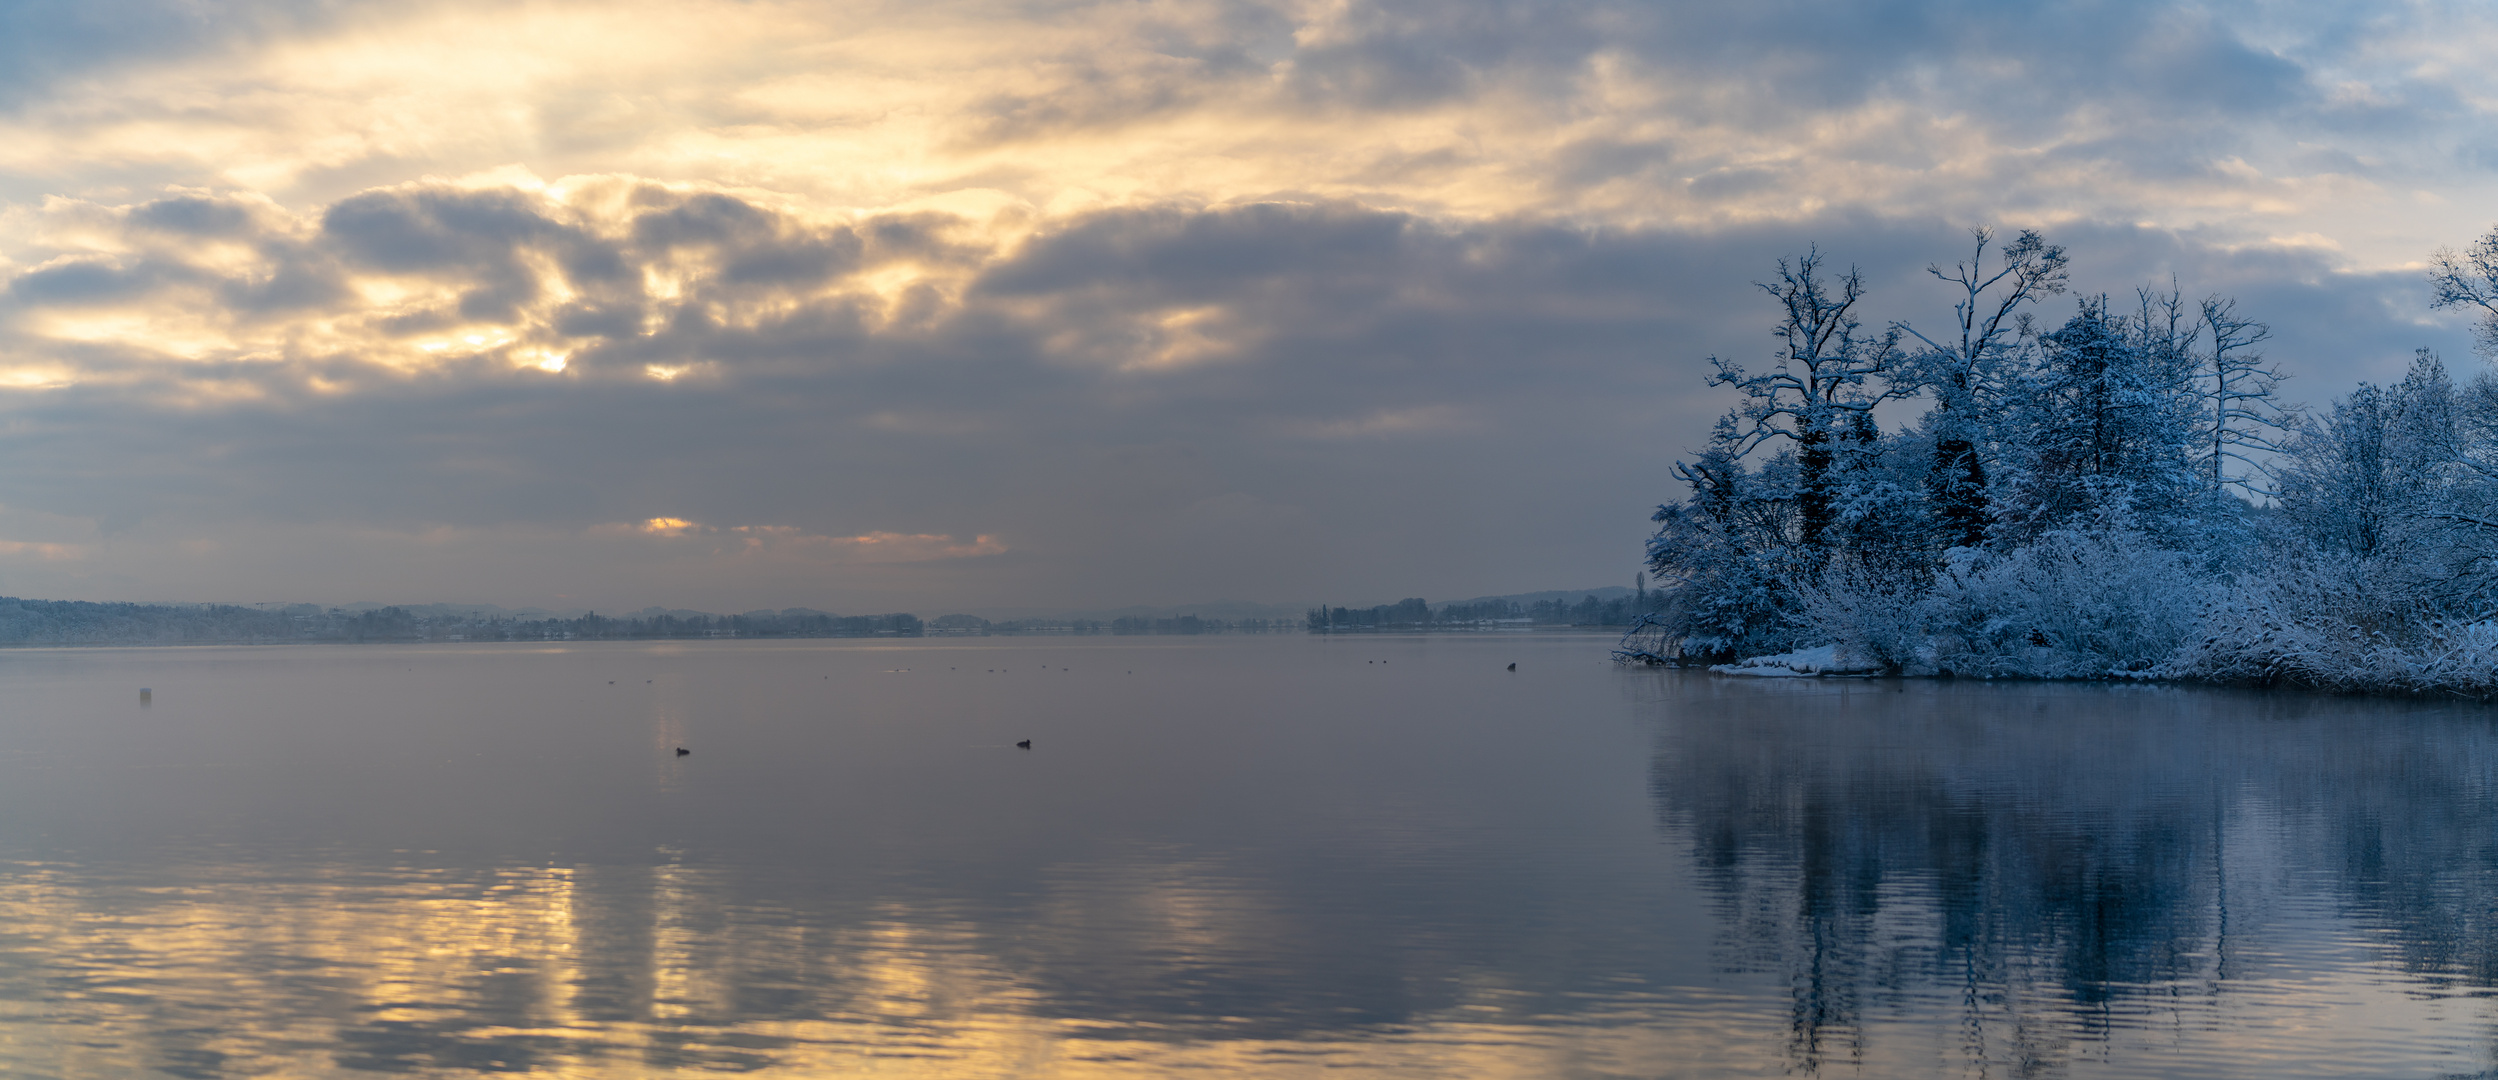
[1644,674,2498,1075]
[6,642,2498,1078]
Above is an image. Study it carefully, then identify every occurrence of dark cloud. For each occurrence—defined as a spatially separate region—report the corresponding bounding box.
[326,187,589,270]
[127,195,258,237]
[0,178,2477,609]
[0,0,2489,608]
[1257,0,2312,126]
[631,193,865,287]
[1549,136,1677,190]
[7,257,164,304]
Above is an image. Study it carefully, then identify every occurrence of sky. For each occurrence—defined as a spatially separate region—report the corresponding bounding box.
[0,0,2493,615]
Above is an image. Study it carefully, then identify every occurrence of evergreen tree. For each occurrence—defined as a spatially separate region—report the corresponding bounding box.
[1991,295,2200,544]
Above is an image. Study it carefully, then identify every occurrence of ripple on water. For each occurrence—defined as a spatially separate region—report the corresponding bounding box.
[0,639,2494,1077]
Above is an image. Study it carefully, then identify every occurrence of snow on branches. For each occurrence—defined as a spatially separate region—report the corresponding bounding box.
[1632,224,2498,698]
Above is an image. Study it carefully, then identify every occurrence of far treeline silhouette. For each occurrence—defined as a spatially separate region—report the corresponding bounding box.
[1307,593,1646,631]
[0,601,1311,645]
[0,601,928,645]
[0,593,1635,646]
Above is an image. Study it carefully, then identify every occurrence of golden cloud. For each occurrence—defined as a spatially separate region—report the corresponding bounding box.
[0,0,2461,273]
[590,518,1006,562]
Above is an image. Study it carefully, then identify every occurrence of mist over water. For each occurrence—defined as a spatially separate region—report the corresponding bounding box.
[0,637,2495,1077]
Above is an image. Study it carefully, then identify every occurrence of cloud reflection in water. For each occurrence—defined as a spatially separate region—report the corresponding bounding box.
[0,641,2496,1077]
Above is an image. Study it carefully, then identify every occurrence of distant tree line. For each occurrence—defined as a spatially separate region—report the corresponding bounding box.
[930,614,1293,635]
[0,600,925,646]
[1307,593,1645,632]
[1627,223,2498,695]
[0,600,1315,646]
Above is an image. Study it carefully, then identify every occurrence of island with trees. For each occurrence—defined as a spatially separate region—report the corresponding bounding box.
[1620,226,2498,697]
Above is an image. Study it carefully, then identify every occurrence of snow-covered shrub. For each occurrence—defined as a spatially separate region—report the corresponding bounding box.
[1794,550,1935,673]
[2172,550,2498,698]
[1922,522,2210,678]
[1648,545,1811,662]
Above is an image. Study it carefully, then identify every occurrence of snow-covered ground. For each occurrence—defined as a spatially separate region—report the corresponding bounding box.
[1711,644,1884,677]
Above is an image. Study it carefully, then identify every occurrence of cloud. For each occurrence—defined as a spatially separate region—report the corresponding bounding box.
[0,175,2474,613]
[0,0,2485,253]
[587,518,1008,563]
[0,0,2492,610]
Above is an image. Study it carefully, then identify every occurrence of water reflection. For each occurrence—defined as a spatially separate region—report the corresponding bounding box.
[0,856,1692,1077]
[1646,676,2498,1077]
[2,642,2497,1077]
[0,639,1717,1077]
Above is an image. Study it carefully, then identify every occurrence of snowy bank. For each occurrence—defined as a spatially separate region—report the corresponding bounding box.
[1712,644,1885,677]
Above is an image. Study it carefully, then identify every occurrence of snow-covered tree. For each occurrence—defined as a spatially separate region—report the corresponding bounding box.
[1701,248,1906,551]
[1645,423,1811,660]
[1990,294,2202,544]
[2195,297,2286,498]
[1632,225,2498,696]
[2274,350,2458,562]
[2430,225,2498,359]
[1891,227,2068,548]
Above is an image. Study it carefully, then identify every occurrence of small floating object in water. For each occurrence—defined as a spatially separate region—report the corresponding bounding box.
[1507,663,1516,671]
[1015,739,1031,749]
[675,747,690,756]
[139,688,152,704]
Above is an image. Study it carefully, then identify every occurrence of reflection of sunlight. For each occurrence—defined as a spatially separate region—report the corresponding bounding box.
[649,859,722,1020]
[0,825,2490,1080]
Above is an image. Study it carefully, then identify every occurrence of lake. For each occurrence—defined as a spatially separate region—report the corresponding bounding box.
[1,634,2495,1078]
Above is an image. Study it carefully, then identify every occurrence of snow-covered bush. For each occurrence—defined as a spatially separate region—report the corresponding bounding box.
[1921,523,2209,678]
[1793,550,1934,673]
[2171,549,2498,697]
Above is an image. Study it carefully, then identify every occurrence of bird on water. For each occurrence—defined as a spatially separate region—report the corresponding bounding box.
[1016,739,1031,749]
[675,747,690,756]
[1507,663,1516,671]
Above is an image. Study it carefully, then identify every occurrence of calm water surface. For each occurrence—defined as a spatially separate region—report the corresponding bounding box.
[1,635,2496,1077]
